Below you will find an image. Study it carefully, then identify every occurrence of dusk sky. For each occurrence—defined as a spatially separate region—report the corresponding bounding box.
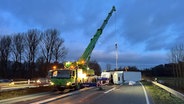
[0,0,184,70]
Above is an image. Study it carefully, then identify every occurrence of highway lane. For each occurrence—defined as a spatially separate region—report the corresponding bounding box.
[90,83,152,104]
[1,82,153,104]
[30,85,115,104]
[30,82,153,104]
[5,86,114,104]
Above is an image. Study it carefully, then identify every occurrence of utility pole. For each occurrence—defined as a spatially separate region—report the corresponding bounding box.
[115,43,118,70]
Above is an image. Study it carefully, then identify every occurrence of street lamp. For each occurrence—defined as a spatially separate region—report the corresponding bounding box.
[53,65,57,70]
[115,43,118,70]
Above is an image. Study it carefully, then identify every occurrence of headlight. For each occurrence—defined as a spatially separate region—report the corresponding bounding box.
[66,82,71,86]
[36,79,41,83]
[50,81,54,85]
[9,82,14,86]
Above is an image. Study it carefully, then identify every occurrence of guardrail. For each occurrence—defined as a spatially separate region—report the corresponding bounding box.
[0,80,43,92]
[13,80,36,84]
[0,79,52,92]
[152,81,184,101]
[0,80,35,86]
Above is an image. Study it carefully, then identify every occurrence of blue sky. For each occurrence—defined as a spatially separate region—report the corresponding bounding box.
[0,0,184,69]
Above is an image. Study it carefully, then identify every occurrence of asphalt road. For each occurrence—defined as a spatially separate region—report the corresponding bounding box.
[0,82,153,104]
[90,83,151,104]
[0,81,45,92]
[31,82,153,104]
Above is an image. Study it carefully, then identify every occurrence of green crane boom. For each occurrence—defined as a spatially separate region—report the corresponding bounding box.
[50,6,116,91]
[78,6,116,64]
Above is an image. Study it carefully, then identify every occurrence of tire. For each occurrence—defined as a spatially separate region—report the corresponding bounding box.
[74,84,81,90]
[57,86,65,91]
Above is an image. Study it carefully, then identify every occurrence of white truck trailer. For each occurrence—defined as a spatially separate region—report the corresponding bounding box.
[113,71,142,84]
[113,71,123,84]
[101,72,113,79]
[101,72,114,84]
[123,71,142,83]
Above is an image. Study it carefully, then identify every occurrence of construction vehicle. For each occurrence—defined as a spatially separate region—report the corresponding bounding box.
[49,6,116,91]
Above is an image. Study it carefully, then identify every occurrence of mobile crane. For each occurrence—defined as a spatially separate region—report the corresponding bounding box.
[49,6,116,91]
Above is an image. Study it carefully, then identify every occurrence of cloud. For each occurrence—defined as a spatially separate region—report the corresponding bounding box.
[0,10,31,34]
[91,49,167,69]
[0,0,117,34]
[119,0,184,51]
[0,0,184,69]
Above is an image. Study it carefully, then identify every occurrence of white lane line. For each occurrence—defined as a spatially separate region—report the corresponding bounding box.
[31,87,92,104]
[140,82,150,104]
[31,91,78,104]
[104,87,116,94]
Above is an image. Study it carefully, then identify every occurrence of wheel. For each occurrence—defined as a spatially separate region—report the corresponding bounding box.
[57,86,65,91]
[74,84,81,90]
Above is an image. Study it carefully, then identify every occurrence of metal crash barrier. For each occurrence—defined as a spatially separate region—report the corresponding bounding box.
[152,81,184,101]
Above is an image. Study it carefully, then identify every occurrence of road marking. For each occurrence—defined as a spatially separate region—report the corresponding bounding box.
[104,87,116,94]
[31,87,93,104]
[31,91,78,104]
[0,92,51,104]
[140,82,150,104]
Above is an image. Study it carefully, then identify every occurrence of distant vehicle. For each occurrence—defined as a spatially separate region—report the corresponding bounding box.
[0,79,11,83]
[112,71,142,84]
[0,79,14,86]
[35,78,49,86]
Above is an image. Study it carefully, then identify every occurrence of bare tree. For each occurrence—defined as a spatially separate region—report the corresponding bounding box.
[25,29,41,78]
[25,29,41,63]
[40,29,59,63]
[53,37,66,62]
[169,47,177,77]
[11,33,25,62]
[36,56,47,77]
[169,44,184,78]
[177,44,184,78]
[88,60,101,76]
[0,36,12,78]
[0,36,11,62]
[11,33,25,78]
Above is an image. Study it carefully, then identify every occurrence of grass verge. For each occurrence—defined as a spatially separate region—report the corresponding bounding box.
[142,80,184,104]
[0,86,54,100]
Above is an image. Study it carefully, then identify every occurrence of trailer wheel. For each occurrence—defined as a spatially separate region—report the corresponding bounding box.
[74,84,81,90]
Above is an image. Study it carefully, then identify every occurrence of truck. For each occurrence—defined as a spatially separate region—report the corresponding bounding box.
[123,71,142,83]
[113,71,123,84]
[100,71,114,84]
[101,72,113,79]
[49,6,116,91]
[113,71,142,85]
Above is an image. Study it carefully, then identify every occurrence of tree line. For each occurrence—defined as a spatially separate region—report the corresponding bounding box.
[141,44,184,79]
[141,45,184,91]
[168,44,184,78]
[141,64,174,77]
[0,28,67,79]
[147,44,184,78]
